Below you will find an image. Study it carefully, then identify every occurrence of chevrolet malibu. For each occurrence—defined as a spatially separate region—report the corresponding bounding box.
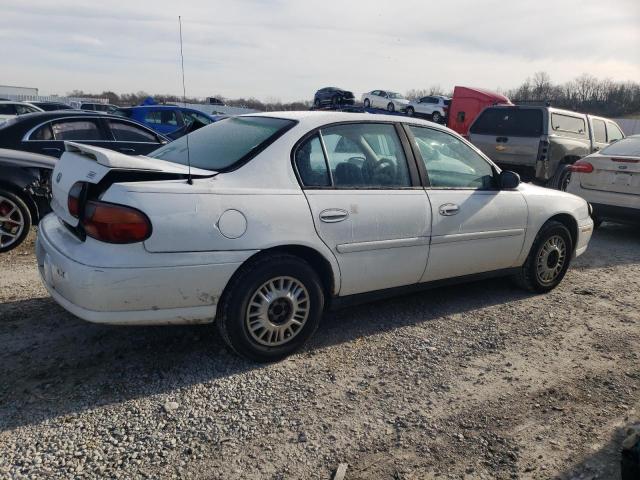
[36,112,594,362]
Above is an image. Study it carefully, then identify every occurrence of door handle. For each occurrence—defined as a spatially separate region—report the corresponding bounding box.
[118,148,136,153]
[439,203,460,216]
[319,209,349,223]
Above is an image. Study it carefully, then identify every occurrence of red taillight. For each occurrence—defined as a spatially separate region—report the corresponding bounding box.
[569,160,594,173]
[611,157,639,163]
[82,201,152,244]
[68,182,84,218]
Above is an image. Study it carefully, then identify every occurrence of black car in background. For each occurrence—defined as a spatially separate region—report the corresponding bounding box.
[313,87,355,107]
[0,111,169,158]
[0,148,54,252]
[27,101,73,111]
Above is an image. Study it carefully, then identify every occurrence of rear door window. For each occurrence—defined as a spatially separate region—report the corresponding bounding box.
[470,108,543,137]
[319,123,411,188]
[50,119,106,140]
[551,114,586,135]
[592,119,607,143]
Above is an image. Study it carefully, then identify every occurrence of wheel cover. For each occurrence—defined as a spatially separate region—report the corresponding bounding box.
[0,195,25,249]
[245,276,310,347]
[536,235,567,285]
[433,112,441,121]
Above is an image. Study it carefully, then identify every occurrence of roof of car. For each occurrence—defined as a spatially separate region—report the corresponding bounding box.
[242,110,452,132]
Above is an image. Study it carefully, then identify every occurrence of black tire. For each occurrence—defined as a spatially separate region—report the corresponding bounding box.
[549,164,572,190]
[332,96,339,106]
[432,111,442,123]
[387,102,395,112]
[314,98,321,108]
[513,220,573,293]
[364,98,370,108]
[0,189,32,253]
[216,253,325,362]
[406,106,415,117]
[593,217,603,229]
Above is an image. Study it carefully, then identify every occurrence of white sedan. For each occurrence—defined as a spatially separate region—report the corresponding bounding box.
[0,101,43,124]
[36,112,593,361]
[565,135,640,226]
[361,90,410,112]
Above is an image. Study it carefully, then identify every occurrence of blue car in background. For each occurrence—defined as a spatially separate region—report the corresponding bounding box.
[115,105,220,136]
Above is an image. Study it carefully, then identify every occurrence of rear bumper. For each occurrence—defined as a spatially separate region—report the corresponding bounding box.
[36,214,253,325]
[591,203,640,224]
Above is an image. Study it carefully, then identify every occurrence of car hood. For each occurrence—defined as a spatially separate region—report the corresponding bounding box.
[0,148,57,169]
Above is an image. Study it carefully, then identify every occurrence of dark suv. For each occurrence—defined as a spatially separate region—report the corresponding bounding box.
[313,87,355,108]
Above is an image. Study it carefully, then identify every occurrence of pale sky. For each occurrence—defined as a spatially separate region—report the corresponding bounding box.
[2,0,639,102]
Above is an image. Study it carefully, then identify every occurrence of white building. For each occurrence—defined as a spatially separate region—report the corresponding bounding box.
[0,85,38,98]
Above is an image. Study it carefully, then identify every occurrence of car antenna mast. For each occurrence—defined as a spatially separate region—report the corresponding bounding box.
[179,15,193,185]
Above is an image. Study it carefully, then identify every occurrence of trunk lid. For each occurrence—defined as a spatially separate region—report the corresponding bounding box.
[50,142,213,226]
[579,154,640,195]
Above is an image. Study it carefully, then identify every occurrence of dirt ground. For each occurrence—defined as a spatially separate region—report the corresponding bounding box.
[0,223,639,479]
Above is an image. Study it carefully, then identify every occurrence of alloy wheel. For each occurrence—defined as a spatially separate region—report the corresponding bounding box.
[0,195,25,250]
[245,276,310,346]
[535,235,567,285]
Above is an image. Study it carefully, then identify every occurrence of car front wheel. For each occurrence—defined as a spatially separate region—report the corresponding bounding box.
[387,102,395,112]
[0,189,32,253]
[217,253,325,362]
[513,220,573,293]
[406,106,415,116]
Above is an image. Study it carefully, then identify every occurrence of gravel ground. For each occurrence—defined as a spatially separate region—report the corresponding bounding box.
[1,223,639,479]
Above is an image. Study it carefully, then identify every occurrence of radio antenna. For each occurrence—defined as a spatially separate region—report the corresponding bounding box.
[178,15,193,185]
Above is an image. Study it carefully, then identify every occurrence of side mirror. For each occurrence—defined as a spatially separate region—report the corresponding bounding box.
[500,170,520,189]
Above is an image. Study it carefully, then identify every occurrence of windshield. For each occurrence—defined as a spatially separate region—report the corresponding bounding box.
[600,136,640,156]
[149,116,296,171]
[388,92,404,99]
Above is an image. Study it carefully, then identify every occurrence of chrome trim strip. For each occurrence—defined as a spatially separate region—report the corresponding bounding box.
[337,236,430,253]
[431,228,525,245]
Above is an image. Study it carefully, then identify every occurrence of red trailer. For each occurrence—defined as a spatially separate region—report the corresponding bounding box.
[447,86,512,137]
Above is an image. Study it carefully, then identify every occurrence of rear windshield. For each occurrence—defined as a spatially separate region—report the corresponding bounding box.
[444,99,451,106]
[470,108,543,137]
[149,116,295,171]
[600,137,640,156]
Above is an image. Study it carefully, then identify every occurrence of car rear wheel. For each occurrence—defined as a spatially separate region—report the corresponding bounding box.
[432,111,442,123]
[387,102,395,112]
[513,220,573,293]
[314,98,321,108]
[0,189,32,253]
[406,106,415,116]
[364,98,370,108]
[551,164,572,190]
[216,253,325,362]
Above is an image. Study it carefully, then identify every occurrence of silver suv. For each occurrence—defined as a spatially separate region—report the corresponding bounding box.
[468,105,625,187]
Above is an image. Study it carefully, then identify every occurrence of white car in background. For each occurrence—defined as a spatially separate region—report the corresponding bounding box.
[0,101,43,124]
[406,95,451,123]
[565,135,640,226]
[37,112,593,362]
[361,90,410,112]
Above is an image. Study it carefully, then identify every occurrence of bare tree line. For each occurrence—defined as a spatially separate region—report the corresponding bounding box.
[68,72,640,117]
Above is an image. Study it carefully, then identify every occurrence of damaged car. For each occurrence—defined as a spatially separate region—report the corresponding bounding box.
[0,149,54,252]
[36,112,594,362]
